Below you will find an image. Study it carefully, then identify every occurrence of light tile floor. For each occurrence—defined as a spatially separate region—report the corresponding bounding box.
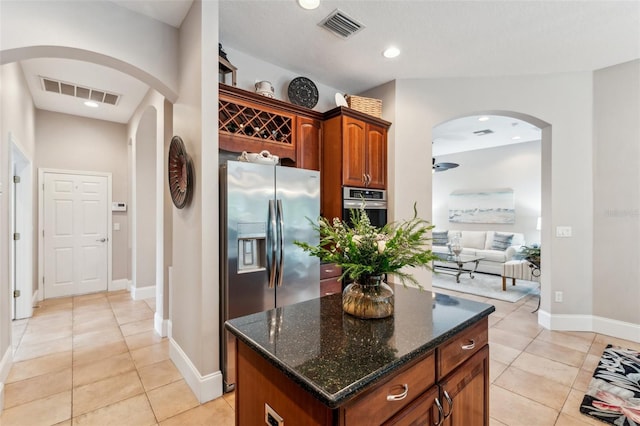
[2,285,639,425]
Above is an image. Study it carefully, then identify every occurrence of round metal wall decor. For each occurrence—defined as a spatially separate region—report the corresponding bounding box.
[287,76,319,109]
[168,135,194,209]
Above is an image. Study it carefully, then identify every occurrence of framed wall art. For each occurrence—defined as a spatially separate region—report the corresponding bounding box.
[449,188,515,224]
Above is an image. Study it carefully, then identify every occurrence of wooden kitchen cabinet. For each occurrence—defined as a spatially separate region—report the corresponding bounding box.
[320,262,342,296]
[342,116,387,189]
[296,116,322,171]
[232,311,490,426]
[440,346,489,426]
[321,107,391,220]
[218,85,323,169]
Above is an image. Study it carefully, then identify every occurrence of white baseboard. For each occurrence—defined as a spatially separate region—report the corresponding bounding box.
[592,316,640,343]
[544,313,640,343]
[169,338,222,403]
[0,346,14,414]
[167,320,173,339]
[537,309,551,329]
[131,285,155,301]
[32,289,40,307]
[154,313,168,337]
[109,278,128,292]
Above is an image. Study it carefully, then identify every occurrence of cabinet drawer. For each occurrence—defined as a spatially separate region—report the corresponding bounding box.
[320,279,342,296]
[320,263,342,280]
[344,351,436,425]
[437,317,488,379]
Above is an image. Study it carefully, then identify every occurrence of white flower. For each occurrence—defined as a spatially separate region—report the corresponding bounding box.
[377,240,386,254]
[352,235,362,245]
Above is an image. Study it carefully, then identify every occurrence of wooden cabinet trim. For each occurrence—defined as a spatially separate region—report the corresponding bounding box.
[323,106,391,128]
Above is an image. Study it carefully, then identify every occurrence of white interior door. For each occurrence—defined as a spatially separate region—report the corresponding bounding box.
[43,172,109,298]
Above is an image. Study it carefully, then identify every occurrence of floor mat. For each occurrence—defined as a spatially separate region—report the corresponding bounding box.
[580,344,640,425]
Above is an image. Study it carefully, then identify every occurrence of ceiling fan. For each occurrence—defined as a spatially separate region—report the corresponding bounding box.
[432,158,459,172]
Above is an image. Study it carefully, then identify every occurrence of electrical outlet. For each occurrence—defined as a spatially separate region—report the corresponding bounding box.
[265,403,283,426]
[556,226,572,237]
[555,291,563,302]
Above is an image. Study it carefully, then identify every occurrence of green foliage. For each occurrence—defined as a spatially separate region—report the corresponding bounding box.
[295,203,438,288]
[519,244,541,267]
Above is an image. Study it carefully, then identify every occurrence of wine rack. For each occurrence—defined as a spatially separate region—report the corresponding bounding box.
[219,99,293,145]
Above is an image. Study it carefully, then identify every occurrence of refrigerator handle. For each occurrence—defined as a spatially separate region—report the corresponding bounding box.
[268,200,277,289]
[277,199,285,287]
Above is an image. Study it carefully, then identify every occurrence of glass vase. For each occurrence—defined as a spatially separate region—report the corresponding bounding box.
[342,274,394,319]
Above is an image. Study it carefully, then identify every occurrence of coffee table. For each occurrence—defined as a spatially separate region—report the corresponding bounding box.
[433,254,485,283]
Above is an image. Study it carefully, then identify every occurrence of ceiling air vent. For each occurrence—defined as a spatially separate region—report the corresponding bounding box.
[473,129,494,136]
[319,9,365,39]
[39,76,120,106]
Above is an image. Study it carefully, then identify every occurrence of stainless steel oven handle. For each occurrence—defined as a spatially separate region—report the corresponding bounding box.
[343,199,387,210]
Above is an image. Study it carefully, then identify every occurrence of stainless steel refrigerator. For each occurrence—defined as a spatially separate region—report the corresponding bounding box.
[220,160,320,392]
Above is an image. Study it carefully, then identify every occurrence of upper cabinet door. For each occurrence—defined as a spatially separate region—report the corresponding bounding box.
[366,123,387,189]
[296,117,322,171]
[342,116,367,187]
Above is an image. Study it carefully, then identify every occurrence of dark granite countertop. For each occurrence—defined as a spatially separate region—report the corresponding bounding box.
[225,285,495,408]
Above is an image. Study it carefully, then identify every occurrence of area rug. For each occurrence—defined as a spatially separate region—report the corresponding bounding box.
[431,271,538,303]
[580,345,640,425]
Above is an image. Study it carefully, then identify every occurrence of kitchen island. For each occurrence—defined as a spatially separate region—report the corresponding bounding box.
[225,285,495,425]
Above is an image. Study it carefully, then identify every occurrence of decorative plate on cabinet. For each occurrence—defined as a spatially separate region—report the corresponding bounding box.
[288,76,319,109]
[168,135,194,209]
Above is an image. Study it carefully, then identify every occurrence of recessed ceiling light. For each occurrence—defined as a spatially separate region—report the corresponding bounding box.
[512,136,521,140]
[84,101,99,108]
[383,47,400,58]
[298,0,320,10]
[478,116,490,122]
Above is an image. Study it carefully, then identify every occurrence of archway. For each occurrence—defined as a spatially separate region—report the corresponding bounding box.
[1,45,172,332]
[431,110,551,319]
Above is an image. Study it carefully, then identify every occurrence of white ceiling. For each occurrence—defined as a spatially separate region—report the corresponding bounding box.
[14,0,640,147]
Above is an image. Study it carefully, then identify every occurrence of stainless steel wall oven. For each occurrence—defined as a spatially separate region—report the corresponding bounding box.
[342,186,387,228]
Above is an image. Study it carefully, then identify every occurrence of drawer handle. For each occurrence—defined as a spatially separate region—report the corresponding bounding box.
[386,384,409,401]
[434,398,444,426]
[461,339,475,350]
[443,390,453,418]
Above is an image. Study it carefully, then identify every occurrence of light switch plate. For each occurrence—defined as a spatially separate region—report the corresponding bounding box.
[556,226,572,237]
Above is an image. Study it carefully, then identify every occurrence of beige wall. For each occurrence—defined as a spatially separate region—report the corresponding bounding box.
[593,59,640,327]
[1,0,179,101]
[0,62,37,399]
[134,108,157,289]
[432,141,542,244]
[170,0,221,401]
[35,110,129,281]
[395,74,592,316]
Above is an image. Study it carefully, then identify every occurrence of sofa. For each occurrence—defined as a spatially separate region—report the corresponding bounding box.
[431,230,525,275]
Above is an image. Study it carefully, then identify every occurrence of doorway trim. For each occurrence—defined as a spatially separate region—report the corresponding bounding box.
[9,133,33,319]
[38,168,113,300]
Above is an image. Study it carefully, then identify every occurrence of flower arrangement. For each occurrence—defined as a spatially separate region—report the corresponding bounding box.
[295,203,438,288]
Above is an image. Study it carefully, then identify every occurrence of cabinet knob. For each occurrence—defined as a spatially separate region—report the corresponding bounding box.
[386,384,409,401]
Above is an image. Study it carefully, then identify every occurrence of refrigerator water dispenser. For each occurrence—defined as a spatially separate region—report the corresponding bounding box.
[237,222,266,273]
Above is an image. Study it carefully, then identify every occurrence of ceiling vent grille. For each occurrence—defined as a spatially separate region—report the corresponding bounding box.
[473,129,494,136]
[40,77,120,106]
[319,9,364,39]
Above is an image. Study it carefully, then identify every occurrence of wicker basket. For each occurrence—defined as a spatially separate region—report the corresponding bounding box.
[346,95,382,118]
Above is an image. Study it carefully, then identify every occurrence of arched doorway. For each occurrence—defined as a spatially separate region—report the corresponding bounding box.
[431,111,551,318]
[1,46,173,335]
